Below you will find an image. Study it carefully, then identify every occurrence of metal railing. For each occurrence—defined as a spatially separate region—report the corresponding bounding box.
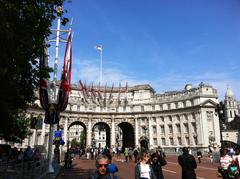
[0,159,49,179]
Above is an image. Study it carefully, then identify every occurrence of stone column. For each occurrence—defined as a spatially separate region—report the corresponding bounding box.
[196,112,204,145]
[111,117,116,147]
[135,117,139,147]
[180,115,186,146]
[187,114,194,146]
[148,116,153,149]
[87,117,92,147]
[156,117,161,146]
[172,116,178,146]
[164,116,169,146]
[63,117,68,146]
[41,117,46,146]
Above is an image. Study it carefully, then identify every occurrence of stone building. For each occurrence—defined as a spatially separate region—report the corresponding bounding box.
[24,82,221,153]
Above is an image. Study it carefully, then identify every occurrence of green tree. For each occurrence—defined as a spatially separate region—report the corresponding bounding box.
[0,0,68,142]
[71,138,80,148]
[79,131,86,147]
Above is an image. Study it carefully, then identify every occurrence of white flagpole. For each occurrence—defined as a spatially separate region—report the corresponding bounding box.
[100,45,103,87]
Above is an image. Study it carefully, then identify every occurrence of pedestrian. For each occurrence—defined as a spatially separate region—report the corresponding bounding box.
[133,148,139,163]
[150,152,166,179]
[135,152,157,179]
[124,147,129,162]
[106,153,119,179]
[129,147,133,162]
[178,147,197,179]
[197,151,202,163]
[219,148,233,179]
[88,154,112,179]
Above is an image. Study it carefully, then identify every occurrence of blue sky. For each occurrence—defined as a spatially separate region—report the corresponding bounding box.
[49,0,240,100]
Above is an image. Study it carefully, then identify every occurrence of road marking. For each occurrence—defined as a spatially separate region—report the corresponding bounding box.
[167,161,216,171]
[162,169,177,173]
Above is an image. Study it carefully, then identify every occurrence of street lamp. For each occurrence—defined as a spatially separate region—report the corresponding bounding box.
[215,101,225,149]
[142,126,147,137]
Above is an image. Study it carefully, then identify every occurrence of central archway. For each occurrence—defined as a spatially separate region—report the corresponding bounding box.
[118,122,134,150]
[92,122,111,148]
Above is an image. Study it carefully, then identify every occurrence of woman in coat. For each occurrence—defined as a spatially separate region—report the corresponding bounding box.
[135,152,157,179]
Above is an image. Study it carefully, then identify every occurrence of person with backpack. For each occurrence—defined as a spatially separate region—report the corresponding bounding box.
[178,147,197,179]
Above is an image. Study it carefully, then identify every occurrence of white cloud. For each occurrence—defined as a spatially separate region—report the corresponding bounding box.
[71,58,240,101]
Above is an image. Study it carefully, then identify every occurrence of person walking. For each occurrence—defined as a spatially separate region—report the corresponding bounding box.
[124,147,129,162]
[150,152,166,179]
[178,147,197,179]
[135,152,157,179]
[197,151,202,163]
[220,148,233,179]
[88,154,112,179]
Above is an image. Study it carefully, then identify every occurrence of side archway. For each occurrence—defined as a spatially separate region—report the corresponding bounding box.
[68,121,87,149]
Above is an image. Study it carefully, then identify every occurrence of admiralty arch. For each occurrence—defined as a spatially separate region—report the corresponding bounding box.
[27,82,221,153]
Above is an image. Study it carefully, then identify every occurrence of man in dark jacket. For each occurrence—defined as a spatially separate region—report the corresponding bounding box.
[178,147,197,179]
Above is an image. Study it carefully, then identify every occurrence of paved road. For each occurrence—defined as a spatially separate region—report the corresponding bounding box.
[57,155,220,179]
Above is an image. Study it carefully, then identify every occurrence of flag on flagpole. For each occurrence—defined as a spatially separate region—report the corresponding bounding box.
[95,45,102,51]
[124,82,128,99]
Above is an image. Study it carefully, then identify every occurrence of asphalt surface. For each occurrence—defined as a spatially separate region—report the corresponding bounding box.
[56,154,220,179]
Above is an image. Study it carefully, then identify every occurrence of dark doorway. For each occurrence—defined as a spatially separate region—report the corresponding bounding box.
[118,122,134,150]
[140,139,148,152]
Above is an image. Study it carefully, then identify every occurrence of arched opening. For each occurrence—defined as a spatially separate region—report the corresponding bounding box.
[118,122,134,151]
[68,121,87,150]
[139,136,148,152]
[92,122,111,148]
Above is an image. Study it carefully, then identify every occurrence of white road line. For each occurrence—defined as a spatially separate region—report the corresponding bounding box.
[162,169,177,173]
[163,168,205,179]
[167,161,216,171]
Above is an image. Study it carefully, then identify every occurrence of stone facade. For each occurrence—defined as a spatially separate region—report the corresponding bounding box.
[25,82,221,153]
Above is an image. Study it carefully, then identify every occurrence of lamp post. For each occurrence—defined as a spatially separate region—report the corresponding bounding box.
[216,101,225,149]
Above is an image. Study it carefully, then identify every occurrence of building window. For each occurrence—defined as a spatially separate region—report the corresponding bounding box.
[176,124,181,133]
[160,125,165,134]
[152,126,157,133]
[168,125,173,133]
[169,116,172,122]
[194,136,198,145]
[186,137,190,145]
[152,117,156,123]
[160,117,164,122]
[161,138,166,145]
[153,138,157,145]
[160,105,163,110]
[177,137,182,145]
[175,103,178,109]
[167,104,171,110]
[170,137,174,145]
[184,123,189,133]
[192,122,196,133]
[176,115,180,122]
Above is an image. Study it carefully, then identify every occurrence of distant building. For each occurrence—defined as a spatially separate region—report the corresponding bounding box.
[22,82,223,153]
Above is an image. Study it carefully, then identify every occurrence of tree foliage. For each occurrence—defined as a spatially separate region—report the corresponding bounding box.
[0,0,68,142]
